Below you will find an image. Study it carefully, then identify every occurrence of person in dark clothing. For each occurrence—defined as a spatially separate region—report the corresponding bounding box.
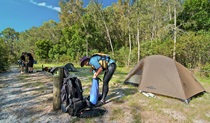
[20,52,26,73]
[27,53,34,73]
[80,53,117,106]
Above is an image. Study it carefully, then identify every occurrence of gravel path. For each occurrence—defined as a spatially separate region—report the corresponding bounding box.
[0,66,71,123]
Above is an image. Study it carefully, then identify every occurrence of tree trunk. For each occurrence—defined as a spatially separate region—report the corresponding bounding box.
[93,1,114,56]
[103,21,114,55]
[173,2,177,60]
[81,20,89,56]
[128,23,131,67]
[137,17,140,62]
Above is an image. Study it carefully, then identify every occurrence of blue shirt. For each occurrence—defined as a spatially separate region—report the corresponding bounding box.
[89,56,115,72]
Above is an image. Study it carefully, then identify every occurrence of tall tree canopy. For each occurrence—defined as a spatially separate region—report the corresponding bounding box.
[0,0,210,72]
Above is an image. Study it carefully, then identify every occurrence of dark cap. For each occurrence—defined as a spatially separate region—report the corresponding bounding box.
[80,56,90,67]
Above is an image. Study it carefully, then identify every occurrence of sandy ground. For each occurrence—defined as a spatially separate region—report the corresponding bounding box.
[0,66,121,123]
[0,66,74,123]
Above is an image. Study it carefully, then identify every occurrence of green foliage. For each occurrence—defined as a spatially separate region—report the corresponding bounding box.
[1,28,19,62]
[201,63,210,77]
[178,0,210,31]
[59,54,72,63]
[175,31,210,68]
[35,40,53,61]
[88,49,99,56]
[140,40,173,58]
[115,47,129,66]
[0,38,9,72]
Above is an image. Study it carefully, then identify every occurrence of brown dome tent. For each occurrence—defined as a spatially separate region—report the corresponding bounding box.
[124,55,205,103]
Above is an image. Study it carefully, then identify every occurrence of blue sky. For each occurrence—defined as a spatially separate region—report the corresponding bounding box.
[0,0,117,32]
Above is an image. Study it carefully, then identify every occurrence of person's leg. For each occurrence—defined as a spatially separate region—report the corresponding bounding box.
[21,62,25,73]
[21,66,24,73]
[28,60,33,73]
[100,63,117,102]
[31,61,34,72]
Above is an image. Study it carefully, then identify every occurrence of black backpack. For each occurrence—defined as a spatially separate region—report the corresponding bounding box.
[60,70,87,116]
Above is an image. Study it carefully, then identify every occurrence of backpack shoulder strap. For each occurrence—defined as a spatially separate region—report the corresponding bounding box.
[73,77,83,99]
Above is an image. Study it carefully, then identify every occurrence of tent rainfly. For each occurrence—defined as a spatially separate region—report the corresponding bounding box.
[124,55,205,103]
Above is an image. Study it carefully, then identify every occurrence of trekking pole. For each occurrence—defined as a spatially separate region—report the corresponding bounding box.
[53,67,64,111]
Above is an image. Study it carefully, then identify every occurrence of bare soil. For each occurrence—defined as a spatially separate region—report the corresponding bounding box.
[0,66,72,123]
[0,66,121,123]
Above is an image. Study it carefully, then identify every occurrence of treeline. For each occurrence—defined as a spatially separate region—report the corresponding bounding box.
[0,0,210,75]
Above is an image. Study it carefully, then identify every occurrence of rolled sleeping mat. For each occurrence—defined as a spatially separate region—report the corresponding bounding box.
[89,78,99,105]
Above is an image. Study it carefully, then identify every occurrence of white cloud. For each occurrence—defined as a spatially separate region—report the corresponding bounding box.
[29,0,61,12]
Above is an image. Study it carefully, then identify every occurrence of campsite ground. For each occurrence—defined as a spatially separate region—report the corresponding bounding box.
[0,65,210,123]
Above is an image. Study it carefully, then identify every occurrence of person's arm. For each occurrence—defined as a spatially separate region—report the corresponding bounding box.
[93,67,103,78]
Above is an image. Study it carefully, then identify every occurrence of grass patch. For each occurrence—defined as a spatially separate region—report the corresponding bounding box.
[109,107,124,120]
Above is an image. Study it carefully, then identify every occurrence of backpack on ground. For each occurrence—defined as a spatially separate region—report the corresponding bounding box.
[60,68,87,116]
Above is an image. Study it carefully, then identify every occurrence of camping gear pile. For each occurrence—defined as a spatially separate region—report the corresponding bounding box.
[60,72,87,116]
[51,65,103,117]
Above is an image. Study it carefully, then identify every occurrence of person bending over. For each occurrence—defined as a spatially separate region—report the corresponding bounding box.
[80,53,117,106]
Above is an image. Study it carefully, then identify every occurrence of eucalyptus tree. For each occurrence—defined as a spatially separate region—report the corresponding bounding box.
[59,0,84,27]
[173,0,177,60]
[91,0,114,55]
[107,1,126,47]
[103,4,128,55]
[133,0,141,62]
[59,0,89,58]
[108,0,133,66]
[81,12,105,53]
[1,28,19,61]
[38,20,62,44]
[18,27,38,56]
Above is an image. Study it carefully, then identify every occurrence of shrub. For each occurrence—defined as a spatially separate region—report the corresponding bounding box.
[201,63,210,77]
[0,39,9,72]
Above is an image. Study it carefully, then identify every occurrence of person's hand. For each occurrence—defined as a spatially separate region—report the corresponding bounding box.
[93,72,97,78]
